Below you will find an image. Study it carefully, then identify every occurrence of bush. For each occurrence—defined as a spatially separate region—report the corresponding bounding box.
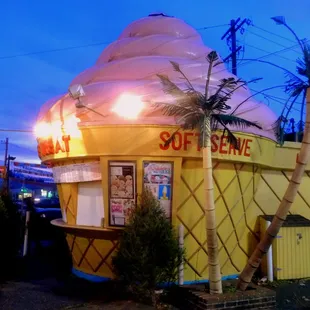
[0,192,23,281]
[112,188,184,304]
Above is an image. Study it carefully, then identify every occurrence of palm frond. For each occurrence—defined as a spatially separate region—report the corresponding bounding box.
[296,42,310,80]
[157,74,186,98]
[202,77,245,113]
[222,77,262,101]
[283,95,300,126]
[156,71,206,113]
[152,101,200,118]
[212,114,262,130]
[299,89,307,131]
[163,128,180,147]
[284,69,307,97]
[205,94,231,113]
[214,60,224,67]
[205,77,262,114]
[211,117,239,149]
[218,77,240,91]
[296,58,307,77]
[169,61,195,91]
[272,116,285,145]
[279,93,295,120]
[178,112,204,131]
[206,51,219,63]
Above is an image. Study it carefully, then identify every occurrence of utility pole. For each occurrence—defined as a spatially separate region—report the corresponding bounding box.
[4,138,8,167]
[221,18,250,75]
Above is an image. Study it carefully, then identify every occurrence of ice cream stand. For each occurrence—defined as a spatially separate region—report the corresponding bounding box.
[35,15,310,283]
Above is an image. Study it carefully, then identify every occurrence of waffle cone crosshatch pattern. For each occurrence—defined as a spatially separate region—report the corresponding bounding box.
[49,138,310,282]
[66,233,119,279]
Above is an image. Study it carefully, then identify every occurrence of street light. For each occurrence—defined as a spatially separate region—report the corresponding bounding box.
[68,84,107,118]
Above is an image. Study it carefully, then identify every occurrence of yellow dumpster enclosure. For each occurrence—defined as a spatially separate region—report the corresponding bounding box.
[34,15,310,283]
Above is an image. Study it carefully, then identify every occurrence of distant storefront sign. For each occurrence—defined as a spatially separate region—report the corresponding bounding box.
[11,162,54,183]
[0,166,6,179]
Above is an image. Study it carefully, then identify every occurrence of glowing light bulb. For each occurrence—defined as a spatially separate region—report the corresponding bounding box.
[34,122,52,138]
[112,93,144,119]
[63,116,81,137]
[51,120,62,137]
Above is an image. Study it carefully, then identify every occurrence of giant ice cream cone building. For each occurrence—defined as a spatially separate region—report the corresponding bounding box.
[35,14,310,282]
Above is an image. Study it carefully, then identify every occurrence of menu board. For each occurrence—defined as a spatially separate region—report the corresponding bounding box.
[52,162,101,183]
[143,162,173,219]
[109,162,136,227]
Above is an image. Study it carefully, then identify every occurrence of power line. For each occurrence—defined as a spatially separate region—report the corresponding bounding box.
[250,88,303,113]
[0,129,32,133]
[263,95,302,114]
[244,43,297,63]
[0,41,112,60]
[9,143,37,153]
[251,24,296,44]
[246,29,301,55]
[197,24,229,31]
[264,93,304,105]
[0,24,228,61]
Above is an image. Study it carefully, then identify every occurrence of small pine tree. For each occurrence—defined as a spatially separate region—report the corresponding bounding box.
[112,188,184,303]
[0,192,22,281]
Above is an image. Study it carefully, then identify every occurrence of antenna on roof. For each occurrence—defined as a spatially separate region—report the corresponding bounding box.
[148,12,173,17]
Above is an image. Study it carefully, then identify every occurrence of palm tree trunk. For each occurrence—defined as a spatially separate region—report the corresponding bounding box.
[237,88,310,291]
[203,119,222,294]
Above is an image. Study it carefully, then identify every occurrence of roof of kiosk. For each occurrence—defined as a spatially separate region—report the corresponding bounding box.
[36,14,278,141]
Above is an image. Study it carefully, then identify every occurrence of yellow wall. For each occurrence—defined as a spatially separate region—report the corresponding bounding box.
[38,125,310,281]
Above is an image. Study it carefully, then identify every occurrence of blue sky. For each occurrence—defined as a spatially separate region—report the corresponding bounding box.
[1,0,309,163]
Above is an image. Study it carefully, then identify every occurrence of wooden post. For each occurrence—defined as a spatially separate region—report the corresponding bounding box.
[178,224,184,286]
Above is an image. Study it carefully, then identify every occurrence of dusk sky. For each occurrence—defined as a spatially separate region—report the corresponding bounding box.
[1,0,310,163]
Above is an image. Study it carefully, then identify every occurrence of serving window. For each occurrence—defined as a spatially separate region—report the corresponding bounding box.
[143,161,173,220]
[76,181,104,227]
[108,161,137,227]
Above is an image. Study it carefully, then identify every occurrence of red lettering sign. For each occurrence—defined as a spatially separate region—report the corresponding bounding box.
[159,131,252,157]
[38,135,71,158]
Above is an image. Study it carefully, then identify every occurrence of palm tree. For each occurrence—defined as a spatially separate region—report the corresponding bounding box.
[153,51,262,294]
[237,17,310,291]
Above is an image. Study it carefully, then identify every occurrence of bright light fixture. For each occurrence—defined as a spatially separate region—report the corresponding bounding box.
[34,122,52,138]
[34,116,81,139]
[112,94,144,119]
[63,116,81,137]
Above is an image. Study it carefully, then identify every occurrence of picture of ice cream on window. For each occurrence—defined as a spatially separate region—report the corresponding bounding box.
[158,184,171,200]
[110,166,134,199]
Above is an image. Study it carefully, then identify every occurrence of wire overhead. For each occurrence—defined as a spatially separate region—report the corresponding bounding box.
[244,43,297,63]
[0,24,228,61]
[0,129,32,133]
[251,24,297,44]
[246,29,302,56]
